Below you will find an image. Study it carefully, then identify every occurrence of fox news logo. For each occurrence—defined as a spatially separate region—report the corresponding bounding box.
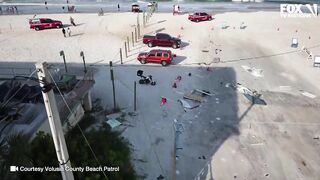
[280,4,318,18]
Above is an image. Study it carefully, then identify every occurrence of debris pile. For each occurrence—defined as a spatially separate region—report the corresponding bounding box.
[241,65,264,77]
[105,112,125,129]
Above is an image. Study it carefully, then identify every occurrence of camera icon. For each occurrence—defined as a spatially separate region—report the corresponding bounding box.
[10,166,19,172]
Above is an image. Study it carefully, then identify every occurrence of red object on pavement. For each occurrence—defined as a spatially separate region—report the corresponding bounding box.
[161,97,167,106]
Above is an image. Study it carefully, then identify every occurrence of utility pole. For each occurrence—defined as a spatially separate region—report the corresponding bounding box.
[60,50,68,73]
[80,51,87,74]
[36,62,74,180]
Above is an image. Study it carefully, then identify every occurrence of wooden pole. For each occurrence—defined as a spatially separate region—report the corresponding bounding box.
[120,48,123,64]
[109,61,116,110]
[134,81,137,111]
[127,36,130,51]
[135,27,137,42]
[143,12,146,27]
[131,32,134,47]
[124,42,128,58]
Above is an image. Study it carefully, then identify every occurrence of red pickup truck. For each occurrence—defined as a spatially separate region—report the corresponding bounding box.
[188,12,212,22]
[143,33,181,49]
[137,49,176,66]
[29,18,63,31]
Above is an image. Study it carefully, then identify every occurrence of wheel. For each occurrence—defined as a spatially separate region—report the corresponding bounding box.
[148,42,153,47]
[161,61,167,66]
[208,17,212,21]
[196,19,199,23]
[141,60,147,64]
[139,79,145,84]
[35,27,40,31]
[172,43,178,49]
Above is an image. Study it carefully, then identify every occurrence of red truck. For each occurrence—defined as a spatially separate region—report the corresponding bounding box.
[188,12,212,22]
[143,33,181,49]
[29,18,63,31]
[137,49,176,66]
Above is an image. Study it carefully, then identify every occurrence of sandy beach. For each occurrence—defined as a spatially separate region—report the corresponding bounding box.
[1,9,320,180]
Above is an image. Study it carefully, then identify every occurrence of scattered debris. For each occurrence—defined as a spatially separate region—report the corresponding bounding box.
[279,86,292,91]
[300,90,316,99]
[106,119,122,129]
[265,173,269,177]
[213,57,220,63]
[128,111,138,116]
[240,22,247,29]
[313,136,319,140]
[202,50,209,53]
[184,90,203,102]
[221,22,229,29]
[172,82,177,88]
[196,89,213,96]
[231,83,266,105]
[215,49,222,54]
[183,89,212,102]
[176,75,182,81]
[161,97,167,105]
[301,46,313,60]
[106,112,123,120]
[241,65,264,77]
[157,174,165,180]
[198,156,206,160]
[172,75,182,88]
[188,73,192,76]
[178,99,200,110]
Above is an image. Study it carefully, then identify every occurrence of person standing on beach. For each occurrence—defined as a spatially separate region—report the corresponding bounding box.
[62,28,66,37]
[117,4,120,11]
[14,6,18,14]
[67,28,71,37]
[70,16,76,26]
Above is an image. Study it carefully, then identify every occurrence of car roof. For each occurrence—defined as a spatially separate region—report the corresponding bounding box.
[30,18,52,20]
[150,49,171,53]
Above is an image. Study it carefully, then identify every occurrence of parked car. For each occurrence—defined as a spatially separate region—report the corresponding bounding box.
[188,12,212,22]
[143,33,181,49]
[29,18,63,31]
[137,49,176,66]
